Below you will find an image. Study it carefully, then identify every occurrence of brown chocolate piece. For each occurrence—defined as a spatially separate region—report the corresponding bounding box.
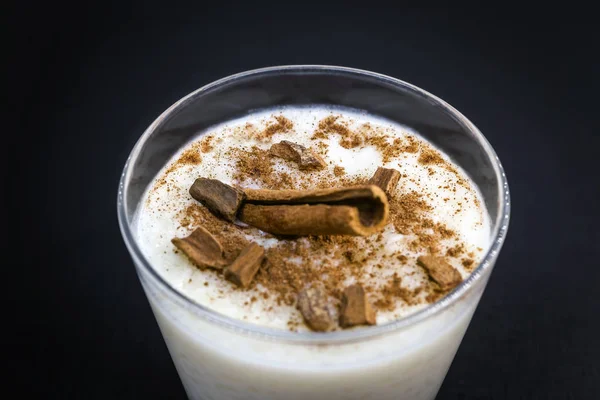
[339,284,376,328]
[171,226,227,269]
[224,243,265,288]
[368,167,401,196]
[189,178,245,222]
[417,255,462,291]
[297,283,336,332]
[269,140,326,170]
[239,185,389,236]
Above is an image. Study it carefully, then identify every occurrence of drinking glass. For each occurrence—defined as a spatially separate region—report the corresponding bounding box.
[118,65,510,400]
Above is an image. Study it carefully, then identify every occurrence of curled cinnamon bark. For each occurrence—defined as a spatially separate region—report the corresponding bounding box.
[239,185,389,236]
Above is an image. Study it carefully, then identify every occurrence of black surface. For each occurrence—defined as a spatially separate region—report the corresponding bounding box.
[11,4,599,399]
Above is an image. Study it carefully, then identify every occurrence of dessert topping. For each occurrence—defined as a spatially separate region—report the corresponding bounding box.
[269,140,326,170]
[297,283,337,332]
[417,255,462,291]
[171,226,227,269]
[339,284,377,327]
[224,243,265,288]
[189,178,245,222]
[368,167,401,197]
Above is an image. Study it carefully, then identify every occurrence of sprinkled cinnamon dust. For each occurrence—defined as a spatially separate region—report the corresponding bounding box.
[254,115,293,140]
[333,166,346,177]
[447,243,466,257]
[374,273,423,311]
[461,258,475,271]
[164,142,203,176]
[312,115,352,140]
[311,116,429,164]
[228,146,300,190]
[201,135,215,153]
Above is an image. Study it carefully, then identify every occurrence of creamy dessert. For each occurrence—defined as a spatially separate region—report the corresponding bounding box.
[135,106,490,333]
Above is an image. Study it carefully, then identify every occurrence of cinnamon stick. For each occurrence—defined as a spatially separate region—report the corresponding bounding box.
[339,284,376,328]
[189,178,245,222]
[297,283,336,332]
[368,167,401,196]
[171,226,227,270]
[224,243,265,288]
[239,185,389,236]
[417,255,462,291]
[269,140,326,170]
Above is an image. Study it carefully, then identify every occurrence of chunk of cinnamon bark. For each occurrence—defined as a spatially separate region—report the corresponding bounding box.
[368,167,401,196]
[189,178,245,222]
[417,255,462,291]
[269,140,326,170]
[297,283,336,332]
[171,226,227,270]
[243,185,384,204]
[224,243,265,288]
[239,185,389,236]
[339,284,376,328]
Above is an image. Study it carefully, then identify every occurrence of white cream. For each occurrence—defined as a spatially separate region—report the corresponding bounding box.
[135,106,491,332]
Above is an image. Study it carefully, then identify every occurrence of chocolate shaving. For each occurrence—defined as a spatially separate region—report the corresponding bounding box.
[269,140,326,170]
[417,255,462,291]
[339,284,376,328]
[224,243,265,288]
[368,167,401,196]
[297,283,336,332]
[189,178,245,222]
[239,185,389,236]
[171,226,227,270]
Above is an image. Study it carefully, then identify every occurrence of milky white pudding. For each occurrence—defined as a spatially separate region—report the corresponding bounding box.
[132,106,494,399]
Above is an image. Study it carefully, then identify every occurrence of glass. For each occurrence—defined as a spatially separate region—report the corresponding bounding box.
[117,66,510,400]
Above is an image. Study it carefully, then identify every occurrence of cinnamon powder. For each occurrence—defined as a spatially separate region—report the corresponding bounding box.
[254,115,294,140]
[333,166,346,177]
[162,142,203,176]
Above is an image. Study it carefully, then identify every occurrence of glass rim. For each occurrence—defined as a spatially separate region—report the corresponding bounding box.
[117,65,511,344]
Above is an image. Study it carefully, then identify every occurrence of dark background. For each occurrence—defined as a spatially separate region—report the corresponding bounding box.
[11,3,599,399]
